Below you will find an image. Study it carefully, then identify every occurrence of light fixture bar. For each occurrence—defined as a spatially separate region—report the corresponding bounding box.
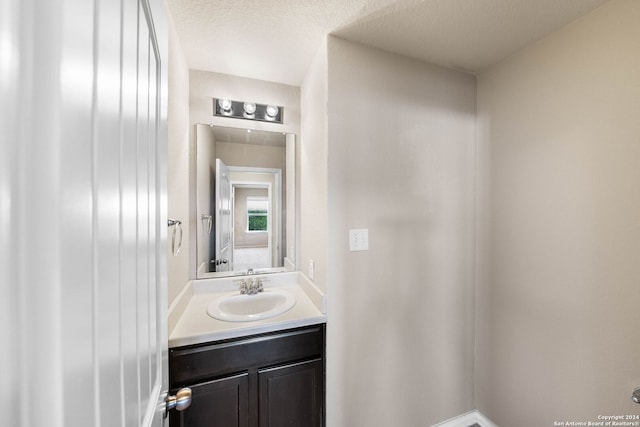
[213,98,283,124]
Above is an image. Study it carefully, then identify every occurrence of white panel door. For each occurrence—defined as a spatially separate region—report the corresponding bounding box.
[215,158,233,272]
[0,0,169,426]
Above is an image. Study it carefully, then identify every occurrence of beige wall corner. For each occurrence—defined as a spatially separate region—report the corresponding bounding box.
[475,0,640,424]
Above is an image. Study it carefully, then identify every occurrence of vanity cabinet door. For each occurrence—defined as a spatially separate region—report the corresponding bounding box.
[258,359,324,427]
[169,325,325,426]
[170,373,249,427]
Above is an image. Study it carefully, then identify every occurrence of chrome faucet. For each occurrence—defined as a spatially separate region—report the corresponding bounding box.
[247,268,254,275]
[233,277,265,295]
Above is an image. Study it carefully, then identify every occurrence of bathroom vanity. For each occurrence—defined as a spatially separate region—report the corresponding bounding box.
[169,324,325,426]
[168,272,326,426]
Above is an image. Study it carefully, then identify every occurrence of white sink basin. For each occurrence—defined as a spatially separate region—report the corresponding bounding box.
[206,289,296,322]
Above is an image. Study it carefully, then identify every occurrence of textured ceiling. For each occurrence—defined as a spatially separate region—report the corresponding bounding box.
[166,0,610,86]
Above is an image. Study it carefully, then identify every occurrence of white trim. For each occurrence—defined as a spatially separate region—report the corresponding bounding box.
[432,410,498,427]
[476,411,498,427]
[284,256,296,271]
[168,280,193,335]
[432,411,476,427]
[297,271,327,314]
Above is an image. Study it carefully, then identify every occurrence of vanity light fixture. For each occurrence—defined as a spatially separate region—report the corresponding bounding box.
[213,98,283,124]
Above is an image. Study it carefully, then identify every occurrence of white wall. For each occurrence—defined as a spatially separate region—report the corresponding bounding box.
[326,36,477,426]
[167,11,191,305]
[300,40,329,293]
[476,0,640,424]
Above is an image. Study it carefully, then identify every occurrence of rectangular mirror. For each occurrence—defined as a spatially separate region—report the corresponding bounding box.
[195,124,295,278]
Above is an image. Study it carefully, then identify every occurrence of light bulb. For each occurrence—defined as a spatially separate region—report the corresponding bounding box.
[243,102,257,115]
[265,105,279,119]
[218,98,232,112]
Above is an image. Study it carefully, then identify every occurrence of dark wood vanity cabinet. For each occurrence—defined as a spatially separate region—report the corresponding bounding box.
[169,324,325,427]
[176,373,250,427]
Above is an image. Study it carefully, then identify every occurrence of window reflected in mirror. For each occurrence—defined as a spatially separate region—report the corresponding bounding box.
[195,124,295,278]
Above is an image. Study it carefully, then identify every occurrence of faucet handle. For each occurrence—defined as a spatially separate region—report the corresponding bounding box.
[256,278,268,292]
[233,279,247,294]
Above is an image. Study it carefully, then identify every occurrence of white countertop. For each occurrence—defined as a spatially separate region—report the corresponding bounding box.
[168,272,326,348]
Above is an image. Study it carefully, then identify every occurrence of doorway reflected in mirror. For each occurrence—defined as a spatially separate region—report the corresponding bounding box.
[195,124,295,278]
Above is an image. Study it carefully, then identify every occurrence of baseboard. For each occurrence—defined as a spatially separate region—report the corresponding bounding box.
[432,410,498,427]
[475,411,498,427]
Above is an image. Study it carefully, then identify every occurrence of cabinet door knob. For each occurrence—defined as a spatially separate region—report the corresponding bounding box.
[166,387,192,414]
[633,388,640,404]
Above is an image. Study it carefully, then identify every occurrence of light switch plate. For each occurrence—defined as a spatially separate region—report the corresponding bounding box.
[349,229,369,251]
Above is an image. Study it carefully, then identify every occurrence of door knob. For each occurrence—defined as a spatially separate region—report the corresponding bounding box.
[166,387,192,415]
[633,388,640,404]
